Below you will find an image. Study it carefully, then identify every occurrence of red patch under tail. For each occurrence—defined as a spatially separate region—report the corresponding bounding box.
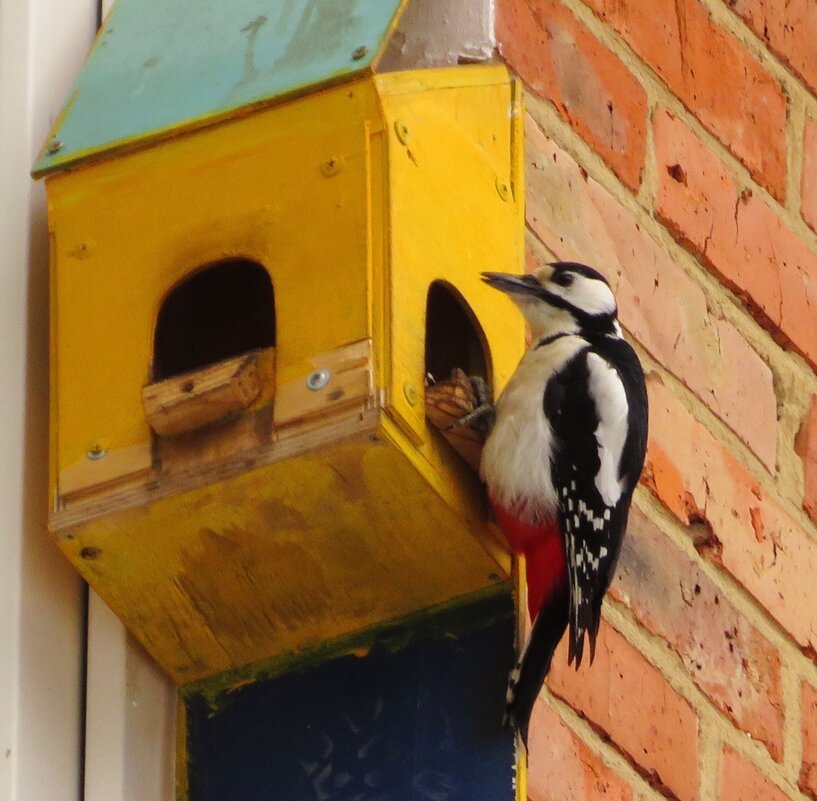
[491,500,567,619]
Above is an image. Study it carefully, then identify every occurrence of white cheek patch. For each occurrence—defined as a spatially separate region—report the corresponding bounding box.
[586,353,629,506]
[549,276,616,316]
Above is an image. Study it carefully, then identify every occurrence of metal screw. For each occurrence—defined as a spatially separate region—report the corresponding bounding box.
[394,120,410,146]
[306,369,331,391]
[351,45,369,60]
[403,381,418,407]
[86,443,107,460]
[320,156,342,177]
[495,177,511,202]
[47,139,63,155]
[80,546,100,560]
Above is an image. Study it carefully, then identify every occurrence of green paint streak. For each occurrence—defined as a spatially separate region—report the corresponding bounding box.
[182,582,514,713]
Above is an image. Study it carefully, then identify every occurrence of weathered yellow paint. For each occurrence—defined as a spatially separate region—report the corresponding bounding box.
[49,79,380,497]
[59,431,504,684]
[375,68,524,442]
[45,64,525,682]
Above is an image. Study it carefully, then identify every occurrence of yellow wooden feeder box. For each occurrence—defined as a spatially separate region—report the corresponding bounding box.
[34,0,525,689]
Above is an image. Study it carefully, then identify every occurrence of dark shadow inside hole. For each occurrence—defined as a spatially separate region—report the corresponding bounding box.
[153,259,276,381]
[425,281,490,385]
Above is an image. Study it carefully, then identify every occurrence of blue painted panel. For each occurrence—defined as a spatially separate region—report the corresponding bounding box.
[185,590,516,801]
[34,0,405,175]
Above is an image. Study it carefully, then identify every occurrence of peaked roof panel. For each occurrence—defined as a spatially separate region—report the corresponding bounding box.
[34,0,407,176]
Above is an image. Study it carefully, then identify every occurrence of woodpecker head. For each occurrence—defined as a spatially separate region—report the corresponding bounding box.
[481,262,619,341]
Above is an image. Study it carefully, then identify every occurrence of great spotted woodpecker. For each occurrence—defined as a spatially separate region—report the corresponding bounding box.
[479,262,647,743]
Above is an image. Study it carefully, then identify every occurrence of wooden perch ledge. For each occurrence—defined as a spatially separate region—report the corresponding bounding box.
[425,368,486,473]
[142,348,273,437]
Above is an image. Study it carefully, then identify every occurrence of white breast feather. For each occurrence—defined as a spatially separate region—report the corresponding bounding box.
[480,336,589,521]
[586,353,629,506]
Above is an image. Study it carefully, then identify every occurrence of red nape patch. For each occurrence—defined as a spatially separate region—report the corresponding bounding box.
[491,501,567,618]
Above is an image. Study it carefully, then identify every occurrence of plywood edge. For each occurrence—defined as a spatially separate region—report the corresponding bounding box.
[49,406,381,536]
[275,339,374,428]
[373,62,510,97]
[58,441,154,500]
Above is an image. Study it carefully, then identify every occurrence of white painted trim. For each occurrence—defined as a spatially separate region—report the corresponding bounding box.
[0,0,97,799]
[84,594,176,801]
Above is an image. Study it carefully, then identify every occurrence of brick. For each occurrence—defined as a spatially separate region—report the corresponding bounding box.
[795,395,817,525]
[655,106,817,371]
[496,0,647,190]
[646,374,817,654]
[525,116,777,470]
[803,681,817,799]
[527,699,634,801]
[547,621,700,801]
[802,118,817,235]
[583,0,787,200]
[613,505,784,759]
[728,0,817,97]
[718,746,790,801]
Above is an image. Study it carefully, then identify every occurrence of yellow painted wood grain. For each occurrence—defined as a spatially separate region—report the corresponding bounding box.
[59,432,504,684]
[47,79,380,501]
[46,65,525,690]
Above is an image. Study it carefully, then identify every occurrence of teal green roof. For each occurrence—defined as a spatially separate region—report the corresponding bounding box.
[33,0,407,176]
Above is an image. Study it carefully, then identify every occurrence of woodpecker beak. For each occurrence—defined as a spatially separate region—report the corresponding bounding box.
[481,271,543,296]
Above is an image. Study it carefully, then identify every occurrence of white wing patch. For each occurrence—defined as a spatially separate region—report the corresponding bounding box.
[586,353,629,507]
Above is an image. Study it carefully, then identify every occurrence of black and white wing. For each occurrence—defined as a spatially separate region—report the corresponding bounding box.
[544,339,647,667]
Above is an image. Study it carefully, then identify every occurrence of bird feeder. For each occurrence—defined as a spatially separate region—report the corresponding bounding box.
[35,0,525,794]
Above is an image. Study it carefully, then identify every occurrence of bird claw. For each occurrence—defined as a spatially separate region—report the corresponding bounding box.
[444,375,495,435]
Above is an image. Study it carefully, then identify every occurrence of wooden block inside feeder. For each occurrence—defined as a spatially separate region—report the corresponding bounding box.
[425,368,486,473]
[142,348,273,437]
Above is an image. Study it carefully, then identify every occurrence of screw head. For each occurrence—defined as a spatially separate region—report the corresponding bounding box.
[306,369,331,391]
[47,139,63,155]
[320,156,343,177]
[394,120,410,146]
[403,381,419,407]
[86,443,107,460]
[495,177,511,202]
[351,45,369,60]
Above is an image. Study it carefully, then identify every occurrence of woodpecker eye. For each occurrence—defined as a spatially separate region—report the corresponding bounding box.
[552,272,575,288]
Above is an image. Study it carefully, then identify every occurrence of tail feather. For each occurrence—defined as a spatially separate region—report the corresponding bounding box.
[505,586,570,744]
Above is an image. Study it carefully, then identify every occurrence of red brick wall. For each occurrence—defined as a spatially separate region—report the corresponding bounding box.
[495,1,817,799]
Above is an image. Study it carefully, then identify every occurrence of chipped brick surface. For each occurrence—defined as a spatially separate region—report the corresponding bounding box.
[645,375,817,653]
[718,746,790,801]
[795,395,817,525]
[613,505,784,760]
[525,117,777,469]
[547,621,700,801]
[654,107,817,370]
[527,700,634,801]
[802,118,817,235]
[496,0,647,189]
[728,0,817,97]
[503,2,817,796]
[795,395,817,524]
[802,681,817,799]
[581,0,787,199]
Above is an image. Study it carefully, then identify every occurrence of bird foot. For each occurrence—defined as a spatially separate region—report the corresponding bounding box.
[444,375,495,435]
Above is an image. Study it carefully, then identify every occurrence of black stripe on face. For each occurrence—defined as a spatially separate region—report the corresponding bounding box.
[550,261,611,286]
